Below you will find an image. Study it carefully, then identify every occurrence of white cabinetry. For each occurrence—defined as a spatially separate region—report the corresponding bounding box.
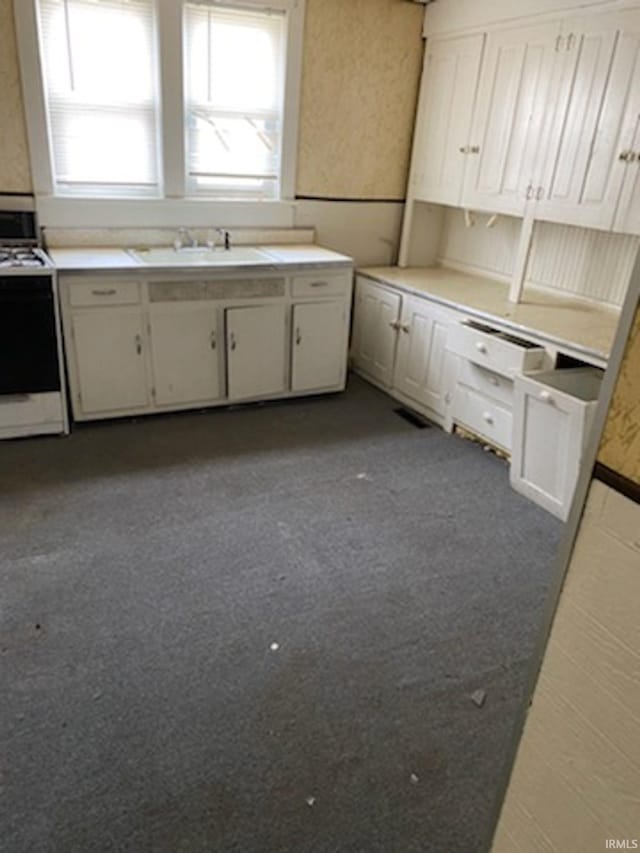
[149,302,221,406]
[60,264,353,422]
[410,34,485,205]
[393,295,453,417]
[226,304,287,401]
[71,307,149,415]
[351,276,458,426]
[291,301,348,392]
[462,21,560,216]
[405,5,640,237]
[510,367,602,519]
[351,278,402,388]
[447,320,547,453]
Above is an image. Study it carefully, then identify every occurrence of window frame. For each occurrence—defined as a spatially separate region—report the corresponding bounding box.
[13,0,305,228]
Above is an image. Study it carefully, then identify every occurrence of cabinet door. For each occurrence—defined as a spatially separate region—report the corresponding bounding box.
[149,302,221,406]
[393,296,451,417]
[226,304,287,401]
[351,278,401,388]
[612,15,640,235]
[71,308,149,414]
[291,301,347,392]
[511,374,598,520]
[410,34,485,205]
[463,21,559,215]
[536,12,634,230]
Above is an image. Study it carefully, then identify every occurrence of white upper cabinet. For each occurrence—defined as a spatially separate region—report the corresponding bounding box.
[462,21,561,216]
[611,12,640,235]
[410,34,485,206]
[534,9,640,232]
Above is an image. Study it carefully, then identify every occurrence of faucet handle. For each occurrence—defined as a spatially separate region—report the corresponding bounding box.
[216,228,231,250]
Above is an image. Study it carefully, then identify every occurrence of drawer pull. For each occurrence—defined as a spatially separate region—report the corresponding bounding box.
[91,288,117,296]
[309,281,328,288]
[539,390,553,403]
[482,411,494,425]
[230,332,237,352]
[389,320,400,331]
[489,376,499,386]
[401,324,410,334]
[476,342,488,354]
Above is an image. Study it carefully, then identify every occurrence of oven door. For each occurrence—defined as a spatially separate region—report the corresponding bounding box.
[0,276,61,395]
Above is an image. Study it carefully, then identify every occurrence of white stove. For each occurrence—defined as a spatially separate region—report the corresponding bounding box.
[0,196,68,439]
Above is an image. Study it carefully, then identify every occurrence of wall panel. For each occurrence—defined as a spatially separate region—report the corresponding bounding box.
[0,0,32,192]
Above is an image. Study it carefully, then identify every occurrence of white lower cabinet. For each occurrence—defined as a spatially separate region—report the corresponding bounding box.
[226,304,287,401]
[510,367,602,520]
[291,300,348,392]
[149,302,222,406]
[351,277,401,388]
[393,295,453,418]
[351,277,457,426]
[61,267,352,421]
[71,307,149,415]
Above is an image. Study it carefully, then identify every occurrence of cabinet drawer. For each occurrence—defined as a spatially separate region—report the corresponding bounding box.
[0,392,63,429]
[458,360,514,408]
[291,273,350,298]
[447,320,545,377]
[69,280,140,307]
[454,387,513,451]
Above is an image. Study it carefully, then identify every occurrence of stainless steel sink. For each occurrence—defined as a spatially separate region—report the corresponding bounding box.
[128,246,272,266]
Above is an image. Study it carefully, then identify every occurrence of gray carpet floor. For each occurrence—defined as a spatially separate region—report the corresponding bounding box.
[1,375,561,853]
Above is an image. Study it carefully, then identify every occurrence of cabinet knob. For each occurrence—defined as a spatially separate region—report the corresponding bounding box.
[295,327,302,346]
[482,411,494,425]
[210,332,216,350]
[539,390,553,403]
[135,334,142,355]
[230,332,237,351]
[469,145,480,154]
[536,186,544,200]
[389,320,400,331]
[526,184,534,200]
[401,324,410,334]
[619,150,634,162]
[475,342,488,354]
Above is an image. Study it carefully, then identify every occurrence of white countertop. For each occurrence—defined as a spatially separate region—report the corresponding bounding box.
[48,244,353,271]
[360,265,621,365]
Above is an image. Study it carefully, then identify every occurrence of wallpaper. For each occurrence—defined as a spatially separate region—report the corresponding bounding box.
[296,0,424,200]
[598,303,640,485]
[0,0,32,193]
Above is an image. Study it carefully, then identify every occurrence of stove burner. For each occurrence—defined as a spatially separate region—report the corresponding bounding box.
[0,247,45,268]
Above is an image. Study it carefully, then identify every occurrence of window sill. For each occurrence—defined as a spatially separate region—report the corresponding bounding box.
[35,195,297,229]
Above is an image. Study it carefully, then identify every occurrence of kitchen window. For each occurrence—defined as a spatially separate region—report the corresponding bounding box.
[38,0,160,198]
[15,0,303,223]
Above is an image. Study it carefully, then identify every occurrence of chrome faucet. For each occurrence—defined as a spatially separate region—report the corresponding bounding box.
[216,228,231,251]
[174,227,197,250]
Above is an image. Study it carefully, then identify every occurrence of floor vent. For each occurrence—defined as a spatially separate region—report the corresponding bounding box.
[393,407,431,429]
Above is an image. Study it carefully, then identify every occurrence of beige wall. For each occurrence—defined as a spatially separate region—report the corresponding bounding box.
[0,0,423,202]
[492,301,640,853]
[0,0,32,192]
[296,0,424,199]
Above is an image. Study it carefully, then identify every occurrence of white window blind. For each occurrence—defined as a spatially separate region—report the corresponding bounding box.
[38,0,160,197]
[184,2,286,199]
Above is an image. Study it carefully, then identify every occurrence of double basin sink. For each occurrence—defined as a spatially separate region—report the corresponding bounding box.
[128,246,272,266]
